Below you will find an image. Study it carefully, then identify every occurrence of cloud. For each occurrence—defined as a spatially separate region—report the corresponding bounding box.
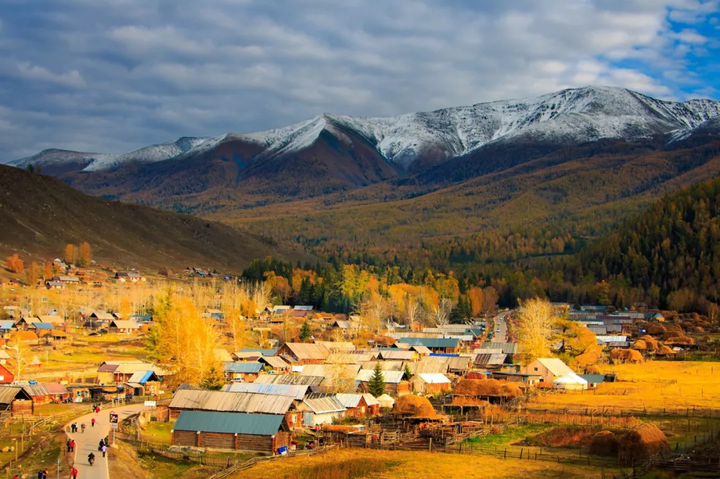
[0,0,717,159]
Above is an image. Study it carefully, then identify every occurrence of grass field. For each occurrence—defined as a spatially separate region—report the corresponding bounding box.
[142,421,174,445]
[244,448,616,479]
[530,361,720,411]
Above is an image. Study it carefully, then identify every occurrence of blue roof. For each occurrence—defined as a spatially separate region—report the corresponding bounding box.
[174,411,284,436]
[579,374,605,384]
[397,337,459,348]
[239,348,277,356]
[223,362,262,373]
[32,322,54,330]
[138,371,155,384]
[429,353,460,357]
[0,321,15,330]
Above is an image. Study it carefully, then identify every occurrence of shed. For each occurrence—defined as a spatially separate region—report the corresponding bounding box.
[168,389,295,420]
[334,393,375,417]
[410,373,452,395]
[0,386,33,415]
[258,356,290,372]
[396,337,459,353]
[172,411,290,453]
[275,343,330,365]
[298,395,346,426]
[109,320,139,334]
[578,374,605,388]
[223,362,262,382]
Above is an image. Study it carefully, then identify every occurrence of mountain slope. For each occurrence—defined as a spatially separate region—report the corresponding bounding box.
[579,174,720,309]
[0,165,312,272]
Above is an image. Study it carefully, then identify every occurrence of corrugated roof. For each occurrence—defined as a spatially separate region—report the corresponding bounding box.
[378,350,415,361]
[303,395,346,414]
[417,373,451,384]
[409,345,432,355]
[223,362,262,374]
[327,352,375,364]
[535,358,574,377]
[481,342,521,354]
[258,356,289,369]
[170,389,294,414]
[362,394,379,407]
[224,382,308,400]
[356,370,405,384]
[474,353,507,366]
[0,321,15,330]
[314,341,355,351]
[446,357,472,371]
[213,349,233,362]
[397,337,459,348]
[254,374,325,386]
[30,322,54,330]
[0,387,24,404]
[174,411,284,436]
[405,356,449,375]
[333,393,364,408]
[300,364,360,378]
[91,311,114,321]
[361,360,404,371]
[37,315,63,324]
[110,320,138,329]
[280,343,330,361]
[127,371,156,384]
[239,348,278,356]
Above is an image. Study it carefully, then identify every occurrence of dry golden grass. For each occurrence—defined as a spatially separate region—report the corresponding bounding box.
[531,361,720,411]
[244,448,605,479]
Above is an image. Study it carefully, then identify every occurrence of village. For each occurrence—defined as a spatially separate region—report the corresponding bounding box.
[0,259,719,479]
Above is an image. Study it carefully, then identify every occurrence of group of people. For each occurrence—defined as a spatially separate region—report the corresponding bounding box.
[69,423,85,434]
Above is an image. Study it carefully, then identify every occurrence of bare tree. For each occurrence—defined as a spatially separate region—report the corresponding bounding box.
[405,296,425,330]
[431,298,453,327]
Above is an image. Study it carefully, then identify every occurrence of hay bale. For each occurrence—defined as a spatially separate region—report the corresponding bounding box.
[632,340,648,350]
[666,335,695,346]
[646,324,666,335]
[585,365,601,375]
[501,383,523,398]
[454,379,521,398]
[619,423,669,465]
[392,395,438,419]
[656,345,676,356]
[639,335,658,351]
[589,430,619,457]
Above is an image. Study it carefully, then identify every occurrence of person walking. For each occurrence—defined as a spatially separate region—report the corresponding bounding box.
[81,423,86,433]
[101,444,107,458]
[98,439,104,451]
[66,438,71,452]
[91,418,95,428]
[70,466,78,478]
[70,439,75,452]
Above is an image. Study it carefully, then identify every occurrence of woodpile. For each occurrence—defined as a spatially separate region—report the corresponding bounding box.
[589,430,619,457]
[619,423,669,465]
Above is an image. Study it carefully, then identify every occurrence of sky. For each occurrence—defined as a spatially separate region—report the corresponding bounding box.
[1,0,719,159]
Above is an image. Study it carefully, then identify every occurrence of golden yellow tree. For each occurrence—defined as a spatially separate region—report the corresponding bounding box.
[154,296,222,387]
[514,297,557,362]
[64,244,75,264]
[79,242,92,267]
[6,254,24,273]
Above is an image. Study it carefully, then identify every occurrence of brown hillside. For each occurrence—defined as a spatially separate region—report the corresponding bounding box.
[0,165,313,272]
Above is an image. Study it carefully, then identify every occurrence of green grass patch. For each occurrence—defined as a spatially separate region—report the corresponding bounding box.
[465,424,553,447]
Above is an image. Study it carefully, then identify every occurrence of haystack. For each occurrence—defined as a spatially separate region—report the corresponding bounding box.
[665,335,694,346]
[618,423,669,464]
[639,335,658,351]
[611,349,643,363]
[656,345,676,356]
[453,379,522,398]
[392,395,439,419]
[646,324,666,335]
[632,340,648,351]
[589,430,619,457]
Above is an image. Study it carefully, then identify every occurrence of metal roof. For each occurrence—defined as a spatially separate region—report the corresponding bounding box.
[279,343,330,361]
[397,337,459,348]
[302,395,346,414]
[481,342,521,354]
[405,356,449,375]
[173,411,284,436]
[223,382,309,400]
[0,321,15,330]
[446,357,472,371]
[223,362,262,374]
[258,356,289,369]
[254,374,324,386]
[30,322,54,330]
[378,350,415,361]
[170,389,294,414]
[417,373,451,384]
[333,393,364,408]
[362,394,379,407]
[534,358,574,377]
[127,371,156,384]
[239,348,278,356]
[313,341,355,351]
[0,386,27,404]
[361,360,404,371]
[474,353,507,366]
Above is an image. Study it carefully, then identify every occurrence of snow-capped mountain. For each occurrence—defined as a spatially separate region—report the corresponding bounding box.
[10,86,720,175]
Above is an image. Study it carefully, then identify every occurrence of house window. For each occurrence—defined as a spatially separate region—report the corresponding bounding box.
[0,376,4,381]
[360,407,365,413]
[534,367,538,372]
[291,414,297,423]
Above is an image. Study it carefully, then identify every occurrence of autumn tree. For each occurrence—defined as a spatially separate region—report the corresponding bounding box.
[514,297,557,362]
[26,262,40,285]
[467,287,485,317]
[152,294,222,387]
[299,321,312,342]
[79,242,92,268]
[8,335,30,381]
[482,286,499,314]
[64,244,75,264]
[6,254,23,273]
[44,260,53,280]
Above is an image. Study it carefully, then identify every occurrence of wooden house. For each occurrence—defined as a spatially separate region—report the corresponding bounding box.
[171,411,290,454]
[223,362,262,382]
[297,394,346,426]
[0,386,33,415]
[275,342,330,365]
[396,337,460,354]
[522,358,575,386]
[108,320,140,334]
[125,370,162,396]
[21,383,70,404]
[334,393,378,418]
[409,373,452,395]
[258,356,290,373]
[168,389,295,421]
[356,370,407,395]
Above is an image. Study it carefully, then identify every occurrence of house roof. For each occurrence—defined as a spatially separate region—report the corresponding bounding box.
[254,374,325,387]
[170,389,294,414]
[300,364,360,380]
[279,343,330,361]
[127,371,157,384]
[409,345,432,355]
[481,342,521,354]
[223,382,309,400]
[37,315,63,324]
[0,386,27,404]
[405,356,449,375]
[223,362,262,374]
[446,357,472,371]
[90,311,114,321]
[356,370,405,384]
[397,337,459,348]
[258,356,289,369]
[361,360,404,371]
[327,352,376,364]
[12,331,38,341]
[474,353,507,366]
[110,320,139,329]
[332,320,357,329]
[239,348,278,356]
[362,393,380,407]
[578,374,605,384]
[417,373,451,384]
[30,322,54,330]
[378,350,415,361]
[302,395,346,414]
[535,358,574,377]
[332,393,366,409]
[0,321,15,330]
[173,411,284,436]
[553,373,588,385]
[314,341,355,351]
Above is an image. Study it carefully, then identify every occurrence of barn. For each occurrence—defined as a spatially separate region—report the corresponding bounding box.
[0,386,33,415]
[171,411,290,454]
